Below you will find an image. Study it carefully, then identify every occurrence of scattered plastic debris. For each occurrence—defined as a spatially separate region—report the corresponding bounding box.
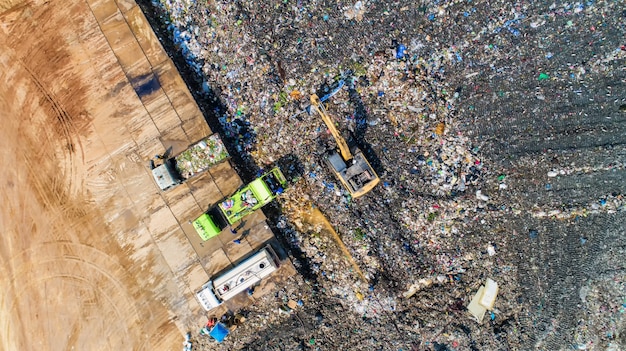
[467,278,499,323]
[145,0,626,348]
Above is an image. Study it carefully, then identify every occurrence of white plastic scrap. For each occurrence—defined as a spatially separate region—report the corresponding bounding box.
[183,332,192,351]
[402,278,434,299]
[467,278,499,323]
[476,190,489,202]
[344,1,366,21]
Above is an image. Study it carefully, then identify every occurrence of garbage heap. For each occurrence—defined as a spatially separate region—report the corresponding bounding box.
[142,0,626,350]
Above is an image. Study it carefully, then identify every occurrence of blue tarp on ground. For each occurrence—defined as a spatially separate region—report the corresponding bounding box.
[209,322,229,343]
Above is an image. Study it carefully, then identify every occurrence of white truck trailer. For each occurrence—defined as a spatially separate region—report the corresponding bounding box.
[196,246,280,311]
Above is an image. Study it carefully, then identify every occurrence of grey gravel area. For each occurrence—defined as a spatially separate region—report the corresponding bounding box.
[138,0,626,350]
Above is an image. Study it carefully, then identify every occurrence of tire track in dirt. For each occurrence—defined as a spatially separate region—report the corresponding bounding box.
[6,242,139,308]
[4,274,131,349]
[21,61,86,199]
[1,1,193,349]
[3,2,93,203]
[0,242,143,350]
[0,13,164,349]
[0,37,88,235]
[20,151,79,243]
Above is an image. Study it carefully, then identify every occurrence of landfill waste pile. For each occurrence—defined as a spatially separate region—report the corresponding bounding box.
[138,0,626,350]
[174,134,229,178]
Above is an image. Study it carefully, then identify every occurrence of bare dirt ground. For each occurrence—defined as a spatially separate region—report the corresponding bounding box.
[0,0,202,349]
[136,0,626,350]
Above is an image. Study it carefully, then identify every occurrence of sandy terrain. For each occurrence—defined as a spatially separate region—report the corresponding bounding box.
[0,0,222,349]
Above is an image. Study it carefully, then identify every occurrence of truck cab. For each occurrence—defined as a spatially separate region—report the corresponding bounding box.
[151,161,181,191]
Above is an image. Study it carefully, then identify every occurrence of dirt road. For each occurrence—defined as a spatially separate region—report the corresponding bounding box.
[0,0,209,349]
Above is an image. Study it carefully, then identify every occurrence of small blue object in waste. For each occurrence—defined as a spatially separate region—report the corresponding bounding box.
[396,44,406,59]
[209,322,230,343]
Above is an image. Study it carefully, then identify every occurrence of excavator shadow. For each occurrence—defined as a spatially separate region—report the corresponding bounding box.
[346,85,385,179]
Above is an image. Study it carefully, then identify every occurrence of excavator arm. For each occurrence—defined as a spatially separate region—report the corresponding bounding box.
[310,94,353,161]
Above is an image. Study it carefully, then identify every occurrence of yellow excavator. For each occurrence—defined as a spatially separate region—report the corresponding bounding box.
[309,94,380,198]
